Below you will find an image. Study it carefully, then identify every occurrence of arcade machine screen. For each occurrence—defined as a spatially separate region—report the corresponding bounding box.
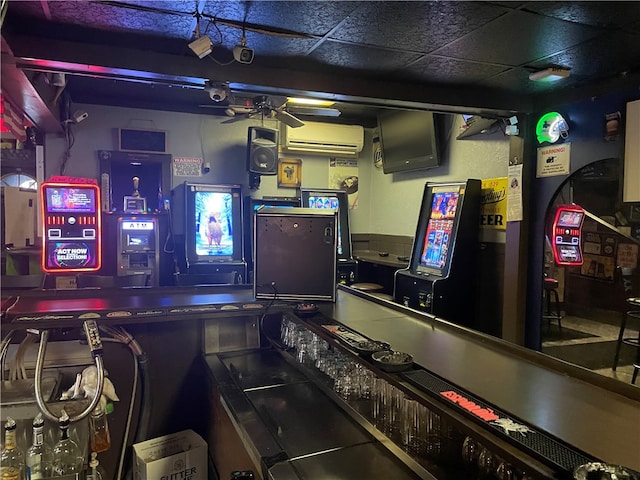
[184,184,244,265]
[416,188,460,277]
[41,182,101,272]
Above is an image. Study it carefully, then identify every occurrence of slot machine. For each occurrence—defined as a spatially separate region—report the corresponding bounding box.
[394,179,481,327]
[40,177,102,273]
[551,204,585,266]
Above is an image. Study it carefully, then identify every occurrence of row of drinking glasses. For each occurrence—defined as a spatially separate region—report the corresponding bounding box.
[280,318,456,460]
[281,319,545,478]
[462,436,537,480]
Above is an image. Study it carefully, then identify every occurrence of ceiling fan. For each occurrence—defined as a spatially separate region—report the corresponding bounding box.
[203,94,343,128]
[208,94,304,128]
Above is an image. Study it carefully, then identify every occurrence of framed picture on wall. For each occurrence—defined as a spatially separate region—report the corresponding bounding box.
[278,158,302,188]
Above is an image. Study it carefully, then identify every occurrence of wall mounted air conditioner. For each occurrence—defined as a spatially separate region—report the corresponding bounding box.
[282,121,364,157]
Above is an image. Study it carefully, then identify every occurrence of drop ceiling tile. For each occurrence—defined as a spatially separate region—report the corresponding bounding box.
[434,9,602,67]
[531,31,640,79]
[310,40,422,72]
[204,1,361,37]
[404,56,509,85]
[523,1,640,31]
[329,1,510,53]
[483,67,579,95]
[44,1,194,38]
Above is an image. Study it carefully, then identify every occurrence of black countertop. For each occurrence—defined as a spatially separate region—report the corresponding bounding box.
[323,287,640,472]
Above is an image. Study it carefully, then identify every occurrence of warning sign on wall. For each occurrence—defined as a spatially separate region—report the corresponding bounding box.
[536,143,571,178]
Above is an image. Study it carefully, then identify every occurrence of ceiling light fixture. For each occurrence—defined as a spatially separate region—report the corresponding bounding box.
[529,67,570,82]
[287,97,335,107]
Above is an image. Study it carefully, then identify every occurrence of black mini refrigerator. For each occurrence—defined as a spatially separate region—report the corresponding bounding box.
[254,207,337,301]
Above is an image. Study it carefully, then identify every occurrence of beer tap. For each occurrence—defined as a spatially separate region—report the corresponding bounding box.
[34,321,105,423]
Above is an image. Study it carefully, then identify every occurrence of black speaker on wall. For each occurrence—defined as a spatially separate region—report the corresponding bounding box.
[247,126,278,175]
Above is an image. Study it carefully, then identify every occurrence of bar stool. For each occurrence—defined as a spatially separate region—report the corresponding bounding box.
[542,277,562,330]
[612,297,640,384]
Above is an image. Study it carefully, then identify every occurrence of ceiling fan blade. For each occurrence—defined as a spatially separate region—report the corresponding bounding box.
[275,110,304,128]
[221,113,253,124]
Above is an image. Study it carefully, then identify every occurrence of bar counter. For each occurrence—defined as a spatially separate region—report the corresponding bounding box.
[325,286,640,472]
[2,284,639,476]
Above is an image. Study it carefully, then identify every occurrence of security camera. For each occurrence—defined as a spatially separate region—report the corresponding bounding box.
[208,86,227,102]
[72,110,89,124]
[233,45,254,64]
[188,35,213,59]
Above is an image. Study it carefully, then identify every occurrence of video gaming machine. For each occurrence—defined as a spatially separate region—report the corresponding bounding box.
[40,177,102,274]
[394,179,481,326]
[551,204,585,266]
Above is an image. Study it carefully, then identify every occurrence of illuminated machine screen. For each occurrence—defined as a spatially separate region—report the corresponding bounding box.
[301,189,352,260]
[416,187,461,276]
[45,187,96,213]
[552,205,585,266]
[185,183,243,264]
[40,181,101,272]
[309,195,342,255]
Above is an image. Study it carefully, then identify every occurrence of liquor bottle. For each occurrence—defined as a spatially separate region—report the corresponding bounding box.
[26,413,53,480]
[89,404,111,454]
[51,410,83,477]
[1,417,26,480]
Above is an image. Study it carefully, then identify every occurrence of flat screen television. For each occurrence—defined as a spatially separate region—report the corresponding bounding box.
[411,183,465,278]
[184,183,244,265]
[300,188,352,261]
[378,110,443,174]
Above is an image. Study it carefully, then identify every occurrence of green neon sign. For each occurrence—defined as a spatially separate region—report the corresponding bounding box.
[536,112,568,144]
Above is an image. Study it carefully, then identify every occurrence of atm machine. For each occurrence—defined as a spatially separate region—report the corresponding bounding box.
[394,179,481,327]
[40,178,102,274]
[116,215,159,286]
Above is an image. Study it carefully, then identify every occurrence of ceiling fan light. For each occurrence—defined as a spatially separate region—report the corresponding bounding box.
[188,35,213,59]
[287,97,334,107]
[529,67,570,82]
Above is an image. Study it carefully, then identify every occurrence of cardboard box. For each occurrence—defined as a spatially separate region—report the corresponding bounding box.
[133,430,207,480]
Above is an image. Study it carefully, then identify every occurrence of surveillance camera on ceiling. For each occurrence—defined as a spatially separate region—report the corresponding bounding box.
[208,86,227,102]
[233,45,254,64]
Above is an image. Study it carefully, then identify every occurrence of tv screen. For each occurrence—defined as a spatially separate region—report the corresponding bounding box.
[184,183,244,264]
[378,110,442,174]
[45,187,96,213]
[300,188,352,260]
